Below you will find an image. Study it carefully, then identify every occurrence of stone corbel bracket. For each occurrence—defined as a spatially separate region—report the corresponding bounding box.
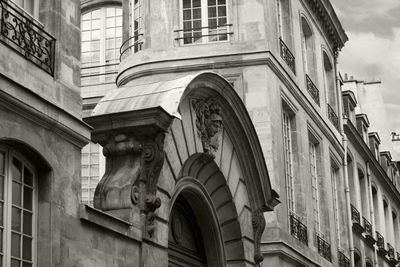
[84,107,174,237]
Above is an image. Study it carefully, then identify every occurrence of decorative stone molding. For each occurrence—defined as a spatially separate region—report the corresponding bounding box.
[252,208,266,266]
[192,98,223,162]
[84,108,173,238]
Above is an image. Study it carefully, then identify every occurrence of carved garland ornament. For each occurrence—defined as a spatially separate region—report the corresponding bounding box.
[192,98,223,162]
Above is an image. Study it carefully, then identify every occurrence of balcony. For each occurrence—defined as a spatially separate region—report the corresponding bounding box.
[279,38,295,75]
[327,103,339,131]
[338,250,350,267]
[305,74,320,106]
[387,243,397,265]
[376,231,387,256]
[0,0,55,75]
[81,63,118,98]
[119,34,143,61]
[351,204,364,235]
[315,233,331,262]
[362,217,375,246]
[289,213,308,245]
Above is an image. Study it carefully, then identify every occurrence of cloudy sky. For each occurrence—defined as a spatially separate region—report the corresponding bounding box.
[332,0,400,132]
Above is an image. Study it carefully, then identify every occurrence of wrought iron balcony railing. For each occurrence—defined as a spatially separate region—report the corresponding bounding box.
[289,213,308,245]
[315,233,331,262]
[279,37,295,74]
[0,0,55,75]
[327,103,339,130]
[363,217,372,236]
[120,34,143,61]
[174,24,233,45]
[305,74,320,106]
[397,252,400,261]
[376,231,387,256]
[387,243,395,259]
[351,204,364,235]
[338,250,350,267]
[81,63,118,86]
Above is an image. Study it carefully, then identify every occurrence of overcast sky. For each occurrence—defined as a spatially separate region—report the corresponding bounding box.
[332,0,400,132]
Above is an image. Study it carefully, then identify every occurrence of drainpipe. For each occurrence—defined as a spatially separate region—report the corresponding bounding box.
[343,133,355,267]
[366,162,379,267]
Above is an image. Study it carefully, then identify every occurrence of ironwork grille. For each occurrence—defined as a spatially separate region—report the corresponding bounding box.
[279,37,296,74]
[0,0,55,75]
[338,251,350,267]
[387,243,395,259]
[363,217,372,236]
[376,231,384,249]
[351,204,361,224]
[315,233,331,261]
[289,213,308,245]
[327,103,339,130]
[306,74,320,106]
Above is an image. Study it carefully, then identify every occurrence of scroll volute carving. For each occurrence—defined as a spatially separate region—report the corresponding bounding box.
[252,208,266,266]
[192,98,223,162]
[93,130,166,237]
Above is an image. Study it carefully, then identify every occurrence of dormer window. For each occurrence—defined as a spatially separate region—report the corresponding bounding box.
[368,132,381,161]
[355,114,369,143]
[342,91,357,123]
[177,0,231,45]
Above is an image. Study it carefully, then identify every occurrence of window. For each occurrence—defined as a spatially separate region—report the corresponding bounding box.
[301,17,316,80]
[323,52,336,110]
[81,7,122,87]
[123,0,143,57]
[277,0,293,49]
[309,140,320,232]
[331,165,340,246]
[10,0,39,18]
[282,110,295,213]
[180,0,229,44]
[81,142,105,206]
[0,147,36,267]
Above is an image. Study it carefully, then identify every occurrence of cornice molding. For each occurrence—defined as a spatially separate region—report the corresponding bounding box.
[303,0,348,52]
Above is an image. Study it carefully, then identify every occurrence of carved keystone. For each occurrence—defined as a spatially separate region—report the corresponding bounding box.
[192,98,223,162]
[84,108,174,238]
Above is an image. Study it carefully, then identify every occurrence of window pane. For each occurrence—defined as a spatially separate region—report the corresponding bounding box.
[106,8,115,17]
[208,7,216,18]
[91,19,101,30]
[193,0,201,7]
[82,20,91,30]
[0,202,3,226]
[0,151,4,175]
[24,168,33,187]
[91,40,100,51]
[0,178,3,200]
[23,212,32,235]
[22,237,32,260]
[23,187,32,211]
[208,0,216,5]
[193,8,201,19]
[11,232,20,257]
[183,0,191,8]
[11,259,20,267]
[12,207,21,231]
[12,182,22,206]
[12,159,22,182]
[106,39,115,49]
[218,0,226,4]
[91,30,101,40]
[90,165,99,176]
[106,17,115,27]
[82,166,89,177]
[92,9,101,19]
[23,262,32,267]
[116,16,122,26]
[218,6,226,16]
[183,10,191,20]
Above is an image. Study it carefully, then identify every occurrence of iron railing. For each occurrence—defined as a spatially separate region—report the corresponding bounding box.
[315,233,331,262]
[397,252,400,261]
[305,74,320,106]
[81,63,118,86]
[387,243,395,259]
[338,250,350,267]
[363,217,373,236]
[376,231,385,250]
[279,37,295,74]
[174,24,233,45]
[289,213,308,245]
[119,33,143,61]
[351,204,361,224]
[327,103,339,130]
[0,0,55,75]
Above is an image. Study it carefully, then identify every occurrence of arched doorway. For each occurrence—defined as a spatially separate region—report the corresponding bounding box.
[168,194,207,266]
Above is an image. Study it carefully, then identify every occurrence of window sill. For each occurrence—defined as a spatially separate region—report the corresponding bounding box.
[79,204,142,241]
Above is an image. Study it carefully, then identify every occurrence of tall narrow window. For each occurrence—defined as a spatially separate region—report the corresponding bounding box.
[309,140,320,232]
[323,53,335,109]
[301,18,315,78]
[0,147,36,267]
[129,0,143,53]
[81,7,122,88]
[277,0,292,48]
[331,165,340,246]
[181,0,228,44]
[282,110,295,213]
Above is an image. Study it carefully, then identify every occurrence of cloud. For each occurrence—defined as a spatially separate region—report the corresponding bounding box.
[332,0,400,37]
[339,29,400,130]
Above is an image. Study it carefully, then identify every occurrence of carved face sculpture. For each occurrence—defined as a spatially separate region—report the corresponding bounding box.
[208,113,223,137]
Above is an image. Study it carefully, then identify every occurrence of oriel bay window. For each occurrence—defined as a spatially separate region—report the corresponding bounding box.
[0,147,36,267]
[177,0,231,44]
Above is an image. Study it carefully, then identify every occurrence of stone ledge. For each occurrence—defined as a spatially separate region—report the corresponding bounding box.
[79,204,142,241]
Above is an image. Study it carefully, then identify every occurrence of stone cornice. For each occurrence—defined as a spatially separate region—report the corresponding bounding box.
[342,90,357,108]
[303,0,348,52]
[368,132,381,144]
[356,113,370,127]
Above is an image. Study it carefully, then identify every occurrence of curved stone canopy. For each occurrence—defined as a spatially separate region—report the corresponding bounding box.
[90,72,279,212]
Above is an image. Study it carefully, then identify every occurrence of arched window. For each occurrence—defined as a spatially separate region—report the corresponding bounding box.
[323,52,336,112]
[300,17,316,80]
[81,6,122,88]
[277,0,293,48]
[0,146,37,267]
